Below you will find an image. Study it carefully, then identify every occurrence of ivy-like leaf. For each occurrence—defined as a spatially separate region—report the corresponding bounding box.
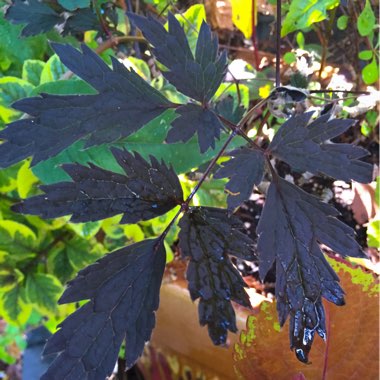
[5,0,63,37]
[166,104,226,153]
[178,207,255,345]
[13,148,183,224]
[0,220,37,263]
[41,239,166,379]
[25,273,62,314]
[214,146,265,210]
[0,43,170,168]
[128,13,227,103]
[268,112,373,183]
[257,177,364,363]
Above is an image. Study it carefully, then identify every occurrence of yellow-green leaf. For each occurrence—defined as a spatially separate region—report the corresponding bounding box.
[17,160,39,198]
[281,0,339,37]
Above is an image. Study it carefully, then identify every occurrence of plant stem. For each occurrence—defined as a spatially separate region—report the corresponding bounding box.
[186,131,237,204]
[157,96,278,247]
[275,0,282,87]
[92,0,111,37]
[156,130,238,247]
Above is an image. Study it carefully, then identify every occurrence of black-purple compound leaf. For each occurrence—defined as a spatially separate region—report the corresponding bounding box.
[166,104,226,153]
[5,0,100,36]
[257,177,365,363]
[0,43,170,168]
[12,148,183,224]
[178,207,255,345]
[214,146,265,210]
[41,238,166,379]
[268,112,373,183]
[128,13,227,103]
[5,0,63,37]
[61,8,101,35]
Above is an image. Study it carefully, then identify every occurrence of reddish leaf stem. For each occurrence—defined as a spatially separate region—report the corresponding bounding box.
[157,96,279,247]
[276,0,281,87]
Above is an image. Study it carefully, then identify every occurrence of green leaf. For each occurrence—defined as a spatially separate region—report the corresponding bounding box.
[367,219,380,248]
[175,4,206,54]
[47,244,76,284]
[123,224,145,242]
[357,0,376,37]
[66,237,104,270]
[362,58,379,85]
[375,176,380,206]
[0,76,34,123]
[47,237,103,283]
[281,0,339,37]
[0,163,22,193]
[22,59,45,86]
[25,273,62,314]
[57,0,90,11]
[17,160,39,198]
[68,221,102,239]
[124,57,151,82]
[337,15,349,30]
[30,78,96,96]
[0,13,47,73]
[283,52,297,64]
[0,220,37,263]
[359,50,373,60]
[0,268,23,290]
[0,284,32,323]
[296,32,305,49]
[214,83,250,110]
[32,109,246,183]
[40,54,68,83]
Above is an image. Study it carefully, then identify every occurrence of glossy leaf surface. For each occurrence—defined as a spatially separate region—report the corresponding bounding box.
[13,149,183,224]
[268,113,373,183]
[178,207,255,344]
[214,147,265,210]
[42,239,166,379]
[257,177,364,362]
[0,43,170,168]
[128,13,227,103]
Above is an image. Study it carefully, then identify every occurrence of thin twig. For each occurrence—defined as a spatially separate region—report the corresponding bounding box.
[275,0,281,87]
[156,131,238,246]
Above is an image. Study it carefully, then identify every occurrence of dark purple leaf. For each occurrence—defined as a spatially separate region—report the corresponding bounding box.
[128,13,227,103]
[214,146,265,210]
[41,239,166,379]
[166,104,226,153]
[178,207,255,344]
[5,0,63,37]
[0,43,170,168]
[62,8,100,35]
[268,112,373,183]
[215,95,246,124]
[12,148,183,223]
[257,177,364,363]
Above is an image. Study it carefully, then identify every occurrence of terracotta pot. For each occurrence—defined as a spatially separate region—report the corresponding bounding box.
[138,259,379,380]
